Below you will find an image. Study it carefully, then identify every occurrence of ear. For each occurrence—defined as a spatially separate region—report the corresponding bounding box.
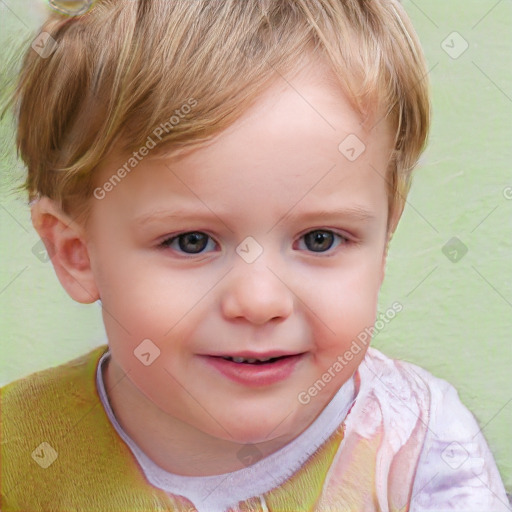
[31,197,100,304]
[379,232,392,287]
[379,204,404,286]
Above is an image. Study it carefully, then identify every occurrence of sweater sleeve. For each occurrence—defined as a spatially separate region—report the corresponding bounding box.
[409,375,510,511]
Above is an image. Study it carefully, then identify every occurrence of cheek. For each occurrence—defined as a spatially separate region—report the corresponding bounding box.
[96,258,218,378]
[94,251,198,330]
[309,277,378,393]
[325,254,382,311]
[311,257,382,356]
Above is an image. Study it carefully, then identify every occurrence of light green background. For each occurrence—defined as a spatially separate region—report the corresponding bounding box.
[1,0,511,493]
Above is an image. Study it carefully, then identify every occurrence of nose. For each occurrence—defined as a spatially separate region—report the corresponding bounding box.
[221,257,294,325]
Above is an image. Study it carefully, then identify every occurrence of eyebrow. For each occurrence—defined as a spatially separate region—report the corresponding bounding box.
[134,208,228,228]
[283,205,376,223]
[133,205,376,230]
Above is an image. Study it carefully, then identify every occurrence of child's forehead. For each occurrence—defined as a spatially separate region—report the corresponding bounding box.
[92,73,392,221]
[89,73,392,233]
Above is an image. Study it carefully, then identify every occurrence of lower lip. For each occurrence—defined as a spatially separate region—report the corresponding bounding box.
[201,354,305,387]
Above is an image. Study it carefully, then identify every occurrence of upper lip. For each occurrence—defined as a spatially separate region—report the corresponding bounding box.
[205,351,304,359]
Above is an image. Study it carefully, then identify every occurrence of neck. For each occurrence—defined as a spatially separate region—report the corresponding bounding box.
[102,356,307,476]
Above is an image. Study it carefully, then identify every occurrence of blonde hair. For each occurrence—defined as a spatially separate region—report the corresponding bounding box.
[8,0,430,228]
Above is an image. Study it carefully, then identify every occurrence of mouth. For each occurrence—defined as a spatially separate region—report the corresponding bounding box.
[201,352,307,387]
[208,351,304,364]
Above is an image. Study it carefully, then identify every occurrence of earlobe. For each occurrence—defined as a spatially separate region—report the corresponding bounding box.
[31,197,100,304]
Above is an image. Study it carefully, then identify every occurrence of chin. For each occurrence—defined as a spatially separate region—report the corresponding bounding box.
[217,412,303,447]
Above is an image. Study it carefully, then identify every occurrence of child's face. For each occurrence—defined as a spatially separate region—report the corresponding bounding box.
[85,60,394,444]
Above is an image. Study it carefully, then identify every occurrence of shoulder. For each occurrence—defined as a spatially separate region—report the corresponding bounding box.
[361,346,477,424]
[1,344,108,390]
[360,348,509,509]
[1,344,109,449]
[363,345,452,392]
[357,346,458,435]
[1,346,106,502]
[1,345,108,414]
[360,346,498,455]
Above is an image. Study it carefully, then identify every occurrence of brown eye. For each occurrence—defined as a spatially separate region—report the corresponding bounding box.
[303,230,336,252]
[161,232,213,254]
[296,229,349,255]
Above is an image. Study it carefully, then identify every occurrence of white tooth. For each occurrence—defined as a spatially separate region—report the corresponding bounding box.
[228,356,276,363]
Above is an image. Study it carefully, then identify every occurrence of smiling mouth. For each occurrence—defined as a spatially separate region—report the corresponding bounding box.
[203,352,306,386]
[209,353,306,365]
[217,355,289,364]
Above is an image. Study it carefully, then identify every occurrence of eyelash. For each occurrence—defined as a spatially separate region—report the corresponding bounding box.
[158,229,352,258]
